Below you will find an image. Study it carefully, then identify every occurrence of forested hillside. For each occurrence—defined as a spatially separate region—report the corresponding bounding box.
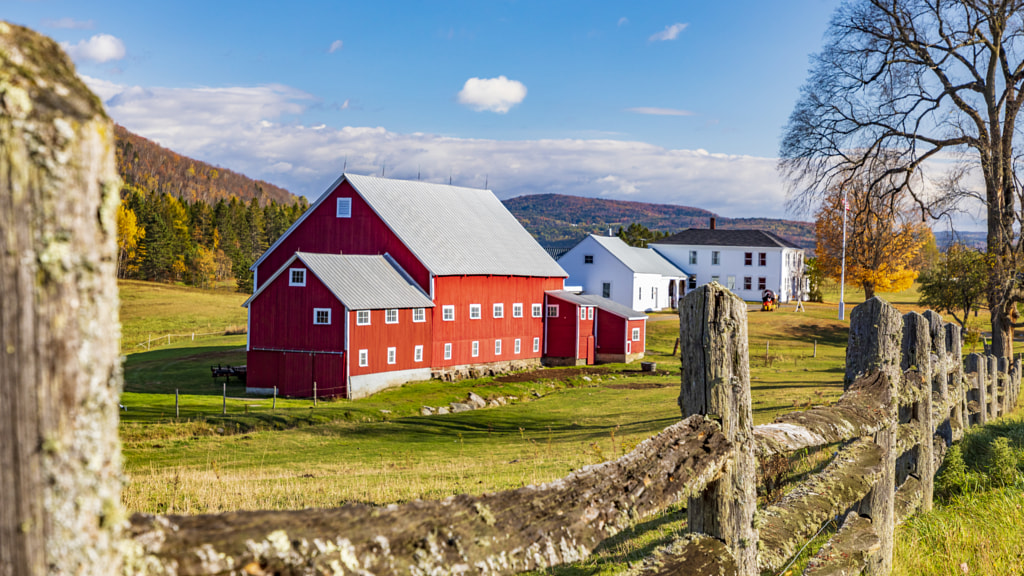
[503,194,815,249]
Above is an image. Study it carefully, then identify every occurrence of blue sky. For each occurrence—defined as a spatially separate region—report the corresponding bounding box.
[7,1,844,219]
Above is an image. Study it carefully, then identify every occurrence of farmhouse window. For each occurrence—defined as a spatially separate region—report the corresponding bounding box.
[584,255,594,264]
[688,277,696,290]
[689,251,697,265]
[743,277,752,290]
[472,341,479,357]
[495,339,502,355]
[727,276,736,290]
[758,277,766,291]
[532,303,543,317]
[533,337,540,353]
[602,283,611,298]
[358,349,368,367]
[414,345,423,362]
[444,343,452,360]
[356,310,370,325]
[470,304,481,319]
[587,307,593,320]
[336,197,352,218]
[745,252,752,266]
[442,305,455,321]
[514,339,521,354]
[632,327,641,341]
[512,303,523,318]
[547,305,559,317]
[711,275,720,284]
[759,252,767,266]
[412,308,426,323]
[638,287,642,300]
[385,309,399,324]
[313,308,331,325]
[712,251,720,265]
[493,303,504,318]
[387,347,396,365]
[289,268,306,286]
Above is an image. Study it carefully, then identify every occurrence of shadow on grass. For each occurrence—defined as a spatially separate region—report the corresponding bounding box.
[785,323,849,346]
[124,343,247,395]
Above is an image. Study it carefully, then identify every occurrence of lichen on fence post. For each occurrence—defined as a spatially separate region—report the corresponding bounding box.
[923,311,951,445]
[945,323,965,439]
[678,282,758,575]
[845,297,902,575]
[966,354,987,426]
[988,355,999,419]
[901,312,933,512]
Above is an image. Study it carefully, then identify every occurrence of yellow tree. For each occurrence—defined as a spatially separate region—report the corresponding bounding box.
[115,201,145,278]
[815,181,928,300]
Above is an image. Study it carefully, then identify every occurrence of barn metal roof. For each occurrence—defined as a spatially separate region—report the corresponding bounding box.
[546,290,647,320]
[245,252,434,310]
[582,235,687,277]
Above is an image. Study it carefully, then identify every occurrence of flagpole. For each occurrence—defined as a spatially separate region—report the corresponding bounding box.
[838,188,849,320]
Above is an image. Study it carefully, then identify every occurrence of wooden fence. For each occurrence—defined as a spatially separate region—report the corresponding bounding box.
[119,284,1020,576]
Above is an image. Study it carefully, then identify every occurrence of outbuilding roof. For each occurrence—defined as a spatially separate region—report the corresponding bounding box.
[253,173,567,279]
[546,290,647,320]
[653,228,802,249]
[245,252,435,310]
[580,235,687,276]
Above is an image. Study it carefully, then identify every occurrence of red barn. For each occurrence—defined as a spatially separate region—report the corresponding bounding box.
[578,294,647,363]
[246,174,567,396]
[542,291,647,365]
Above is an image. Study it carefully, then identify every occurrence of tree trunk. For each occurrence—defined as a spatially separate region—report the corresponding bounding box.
[0,22,124,576]
[862,281,875,301]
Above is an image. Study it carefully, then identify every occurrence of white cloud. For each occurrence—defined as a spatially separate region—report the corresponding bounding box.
[328,40,343,53]
[61,34,126,63]
[457,76,527,114]
[43,18,94,30]
[649,23,688,42]
[82,77,795,219]
[617,17,629,27]
[627,107,694,116]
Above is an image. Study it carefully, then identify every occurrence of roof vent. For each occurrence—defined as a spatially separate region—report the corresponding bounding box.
[710,217,716,230]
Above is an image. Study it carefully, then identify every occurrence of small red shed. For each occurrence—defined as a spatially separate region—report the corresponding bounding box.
[577,294,647,363]
[542,291,599,366]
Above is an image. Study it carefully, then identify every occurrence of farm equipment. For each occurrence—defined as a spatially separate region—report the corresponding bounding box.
[761,290,778,312]
[211,364,247,384]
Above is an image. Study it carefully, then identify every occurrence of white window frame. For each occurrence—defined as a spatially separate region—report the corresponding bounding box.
[414,345,423,362]
[469,304,481,320]
[442,305,455,321]
[602,282,611,298]
[412,308,426,323]
[532,303,543,318]
[533,337,540,353]
[512,303,523,318]
[495,339,502,355]
[743,277,752,290]
[689,250,697,265]
[336,197,352,218]
[385,309,399,324]
[547,305,559,318]
[289,268,306,286]
[471,341,479,357]
[358,349,368,367]
[514,338,521,354]
[587,307,593,320]
[387,347,396,365]
[580,307,586,320]
[758,277,767,291]
[493,303,504,318]
[632,327,641,341]
[444,343,452,360]
[313,308,331,325]
[744,252,753,266]
[711,251,720,265]
[759,252,767,267]
[356,310,370,326]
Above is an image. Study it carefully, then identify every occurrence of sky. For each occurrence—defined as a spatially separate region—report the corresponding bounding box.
[7,1,847,220]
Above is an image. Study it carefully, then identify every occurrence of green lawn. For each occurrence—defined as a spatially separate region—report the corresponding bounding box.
[118,279,247,352]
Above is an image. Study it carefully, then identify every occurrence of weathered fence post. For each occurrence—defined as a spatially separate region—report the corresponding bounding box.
[0,22,123,576]
[678,283,758,575]
[845,298,902,575]
[222,383,227,415]
[945,323,965,439]
[988,355,999,419]
[966,354,987,426]
[1014,358,1022,410]
[175,389,180,419]
[901,312,933,512]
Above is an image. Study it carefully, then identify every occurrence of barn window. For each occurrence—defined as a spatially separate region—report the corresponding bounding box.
[385,309,399,324]
[495,339,502,355]
[470,304,481,319]
[387,347,397,364]
[512,303,523,318]
[587,307,593,320]
[514,339,521,354]
[584,255,594,264]
[532,303,542,317]
[358,349,368,367]
[632,327,641,341]
[471,341,479,357]
[758,277,767,291]
[547,305,559,318]
[414,345,423,362]
[356,310,370,325]
[444,343,452,360]
[602,283,611,298]
[442,305,455,321]
[744,252,752,266]
[533,337,540,352]
[314,308,331,325]
[412,308,426,322]
[493,303,504,318]
[759,252,767,266]
[580,307,586,320]
[289,268,306,286]
[336,197,352,218]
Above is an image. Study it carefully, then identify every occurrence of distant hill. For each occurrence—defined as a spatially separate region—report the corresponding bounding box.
[114,124,296,205]
[502,194,816,250]
[934,230,987,251]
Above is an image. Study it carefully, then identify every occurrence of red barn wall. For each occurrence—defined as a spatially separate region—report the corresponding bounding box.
[249,266,346,353]
[431,276,562,367]
[544,293,579,359]
[349,308,433,376]
[594,309,627,355]
[627,319,646,355]
[577,306,595,363]
[254,180,429,292]
[246,350,346,398]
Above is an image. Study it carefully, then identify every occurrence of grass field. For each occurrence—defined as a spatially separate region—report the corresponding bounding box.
[118,280,247,352]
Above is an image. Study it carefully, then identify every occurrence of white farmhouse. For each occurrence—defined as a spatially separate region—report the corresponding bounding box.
[651,221,807,302]
[558,234,687,311]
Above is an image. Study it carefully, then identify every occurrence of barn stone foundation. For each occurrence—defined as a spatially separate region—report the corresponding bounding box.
[431,358,542,382]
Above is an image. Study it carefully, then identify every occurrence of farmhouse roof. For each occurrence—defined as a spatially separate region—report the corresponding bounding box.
[244,252,434,310]
[653,228,802,249]
[252,173,567,278]
[546,290,647,320]
[580,235,687,277]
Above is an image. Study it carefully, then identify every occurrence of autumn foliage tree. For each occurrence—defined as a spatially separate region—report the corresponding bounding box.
[814,182,929,300]
[918,244,988,330]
